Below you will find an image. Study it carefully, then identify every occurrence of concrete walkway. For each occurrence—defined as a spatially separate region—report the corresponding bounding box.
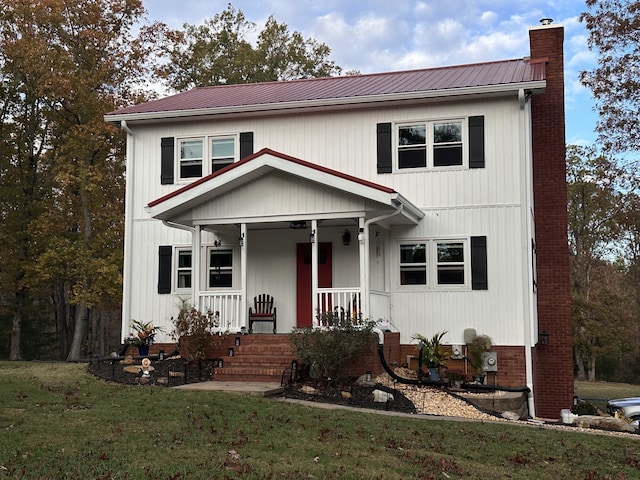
[173,380,284,396]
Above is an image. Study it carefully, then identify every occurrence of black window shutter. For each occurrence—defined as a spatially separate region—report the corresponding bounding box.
[471,236,488,290]
[240,132,254,160]
[468,116,485,169]
[376,123,392,173]
[160,137,175,184]
[158,246,172,294]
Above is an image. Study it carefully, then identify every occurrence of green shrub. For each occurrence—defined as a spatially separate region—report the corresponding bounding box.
[289,312,375,383]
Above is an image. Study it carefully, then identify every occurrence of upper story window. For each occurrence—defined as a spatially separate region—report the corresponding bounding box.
[178,135,237,181]
[397,120,463,170]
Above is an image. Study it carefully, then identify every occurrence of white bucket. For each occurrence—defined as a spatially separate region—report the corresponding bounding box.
[560,409,578,424]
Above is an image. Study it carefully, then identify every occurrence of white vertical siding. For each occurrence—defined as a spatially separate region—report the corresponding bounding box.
[124,94,532,345]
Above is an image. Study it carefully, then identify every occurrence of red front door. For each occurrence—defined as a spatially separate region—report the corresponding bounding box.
[296,242,332,328]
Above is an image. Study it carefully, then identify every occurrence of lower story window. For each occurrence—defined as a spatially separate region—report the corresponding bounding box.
[209,249,233,288]
[400,243,426,285]
[436,241,465,285]
[398,239,471,289]
[177,249,192,289]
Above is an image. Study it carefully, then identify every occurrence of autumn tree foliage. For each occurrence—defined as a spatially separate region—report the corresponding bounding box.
[567,145,640,381]
[0,0,157,360]
[155,3,342,91]
[580,0,640,155]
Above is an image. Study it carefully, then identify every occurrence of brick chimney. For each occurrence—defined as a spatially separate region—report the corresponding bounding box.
[529,20,573,419]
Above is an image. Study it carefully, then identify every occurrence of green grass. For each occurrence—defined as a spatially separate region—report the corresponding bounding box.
[1,362,639,479]
[575,380,640,412]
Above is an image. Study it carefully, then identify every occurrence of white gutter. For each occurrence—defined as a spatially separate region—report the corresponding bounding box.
[104,81,546,124]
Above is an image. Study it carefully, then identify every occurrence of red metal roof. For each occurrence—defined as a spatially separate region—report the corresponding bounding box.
[108,58,545,117]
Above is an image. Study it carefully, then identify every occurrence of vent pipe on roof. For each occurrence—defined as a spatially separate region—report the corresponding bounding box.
[540,18,553,26]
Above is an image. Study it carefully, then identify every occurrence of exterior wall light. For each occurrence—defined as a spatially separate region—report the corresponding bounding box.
[342,229,351,246]
[539,331,550,345]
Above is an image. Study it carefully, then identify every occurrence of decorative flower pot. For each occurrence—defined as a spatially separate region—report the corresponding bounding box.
[138,345,149,356]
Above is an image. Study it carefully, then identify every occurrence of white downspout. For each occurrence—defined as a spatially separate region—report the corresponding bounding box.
[519,88,537,418]
[362,203,404,321]
[120,121,135,341]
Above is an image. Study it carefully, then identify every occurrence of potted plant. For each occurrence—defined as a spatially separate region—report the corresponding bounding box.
[445,369,469,388]
[411,331,449,381]
[128,320,164,356]
[467,334,492,383]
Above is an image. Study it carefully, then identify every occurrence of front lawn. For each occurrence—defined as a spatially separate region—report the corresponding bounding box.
[0,361,638,479]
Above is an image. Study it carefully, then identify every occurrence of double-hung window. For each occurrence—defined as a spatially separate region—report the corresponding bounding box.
[436,241,465,285]
[397,119,463,170]
[400,243,427,285]
[178,135,237,181]
[176,249,192,289]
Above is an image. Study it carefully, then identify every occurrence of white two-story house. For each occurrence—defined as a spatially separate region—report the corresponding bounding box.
[105,21,572,418]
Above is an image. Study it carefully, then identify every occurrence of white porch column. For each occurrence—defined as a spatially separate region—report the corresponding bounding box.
[358,217,369,318]
[240,223,247,329]
[311,219,318,326]
[192,225,202,309]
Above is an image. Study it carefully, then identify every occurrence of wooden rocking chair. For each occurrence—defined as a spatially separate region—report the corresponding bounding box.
[248,294,277,333]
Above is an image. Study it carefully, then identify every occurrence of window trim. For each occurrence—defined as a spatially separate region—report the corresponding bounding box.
[177,133,239,182]
[396,238,471,291]
[395,118,467,171]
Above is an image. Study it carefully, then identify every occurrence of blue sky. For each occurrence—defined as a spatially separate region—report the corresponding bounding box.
[144,0,598,147]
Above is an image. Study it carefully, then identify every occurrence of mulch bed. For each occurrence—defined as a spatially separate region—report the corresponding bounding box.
[87,356,417,413]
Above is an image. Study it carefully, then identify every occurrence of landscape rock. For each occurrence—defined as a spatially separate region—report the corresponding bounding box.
[372,389,394,403]
[573,415,638,433]
[341,391,352,399]
[120,355,134,365]
[123,365,155,375]
[501,411,521,421]
[301,385,318,395]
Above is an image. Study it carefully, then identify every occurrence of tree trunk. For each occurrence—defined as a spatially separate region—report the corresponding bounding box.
[574,344,586,380]
[67,302,88,360]
[53,281,69,360]
[588,355,597,381]
[10,310,22,361]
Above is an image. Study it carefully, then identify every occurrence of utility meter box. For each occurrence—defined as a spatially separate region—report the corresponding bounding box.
[482,352,498,372]
[450,345,464,359]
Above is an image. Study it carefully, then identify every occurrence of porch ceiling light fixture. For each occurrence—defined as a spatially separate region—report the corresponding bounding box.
[342,229,351,246]
[289,221,307,230]
[310,229,316,243]
[539,330,549,346]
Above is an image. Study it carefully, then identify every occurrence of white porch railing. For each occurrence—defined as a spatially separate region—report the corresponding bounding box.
[198,292,244,333]
[316,288,362,326]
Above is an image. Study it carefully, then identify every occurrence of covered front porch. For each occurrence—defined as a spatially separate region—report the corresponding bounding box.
[147,149,423,333]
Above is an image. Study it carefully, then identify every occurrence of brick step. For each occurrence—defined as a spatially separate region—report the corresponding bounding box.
[224,356,294,367]
[213,366,289,383]
[234,346,295,355]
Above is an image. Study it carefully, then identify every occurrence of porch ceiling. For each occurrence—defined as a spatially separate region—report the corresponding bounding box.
[147,149,424,228]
